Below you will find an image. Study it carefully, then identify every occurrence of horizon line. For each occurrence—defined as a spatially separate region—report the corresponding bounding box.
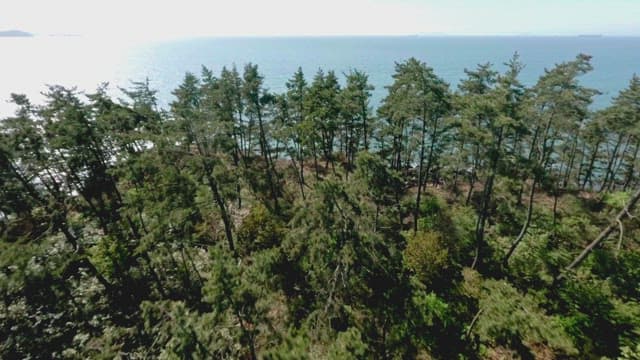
[5,29,640,40]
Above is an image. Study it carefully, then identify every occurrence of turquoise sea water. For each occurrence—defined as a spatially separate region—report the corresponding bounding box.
[1,36,639,115]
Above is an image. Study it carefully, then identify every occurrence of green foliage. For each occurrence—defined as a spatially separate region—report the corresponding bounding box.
[604,191,633,210]
[475,279,577,356]
[504,230,556,286]
[2,55,639,359]
[90,235,130,280]
[403,230,450,285]
[558,278,640,357]
[263,330,312,359]
[327,327,369,359]
[619,343,640,360]
[237,204,285,255]
[449,204,477,256]
[610,251,640,300]
[418,195,446,230]
[141,300,215,359]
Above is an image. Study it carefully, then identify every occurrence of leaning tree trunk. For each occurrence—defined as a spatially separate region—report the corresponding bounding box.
[555,186,640,281]
[205,172,236,257]
[504,170,537,265]
[608,135,633,191]
[600,133,624,192]
[504,123,555,266]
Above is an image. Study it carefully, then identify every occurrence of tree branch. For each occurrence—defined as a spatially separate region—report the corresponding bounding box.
[556,187,640,281]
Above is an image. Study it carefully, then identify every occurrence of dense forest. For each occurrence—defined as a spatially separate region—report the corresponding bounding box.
[1,53,640,359]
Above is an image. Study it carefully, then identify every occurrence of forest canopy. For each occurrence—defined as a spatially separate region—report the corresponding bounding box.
[1,54,640,359]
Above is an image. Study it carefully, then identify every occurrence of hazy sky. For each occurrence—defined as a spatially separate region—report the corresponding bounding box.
[2,0,639,39]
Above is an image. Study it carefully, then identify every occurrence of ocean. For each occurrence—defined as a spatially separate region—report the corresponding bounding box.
[1,36,639,116]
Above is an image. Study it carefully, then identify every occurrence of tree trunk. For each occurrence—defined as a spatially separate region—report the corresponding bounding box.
[556,186,640,281]
[466,142,481,206]
[204,170,236,256]
[582,139,602,190]
[289,149,306,201]
[551,183,560,243]
[257,107,280,213]
[608,135,633,191]
[414,116,428,233]
[504,178,537,265]
[472,127,504,270]
[575,141,587,188]
[563,136,579,188]
[312,139,320,180]
[362,101,369,151]
[231,132,243,209]
[422,117,439,192]
[623,138,640,191]
[518,124,542,205]
[600,133,624,192]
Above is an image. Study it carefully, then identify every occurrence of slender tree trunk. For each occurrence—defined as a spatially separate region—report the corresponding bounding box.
[467,142,481,205]
[506,117,556,264]
[347,121,355,177]
[563,136,579,187]
[394,134,402,171]
[582,139,602,190]
[466,175,476,206]
[623,138,640,191]
[452,139,465,194]
[504,178,537,265]
[422,117,439,193]
[67,257,114,295]
[56,216,114,296]
[184,246,204,288]
[607,136,631,190]
[472,127,504,270]
[362,102,369,151]
[600,133,624,192]
[179,246,193,290]
[471,172,495,270]
[289,150,306,200]
[609,135,632,191]
[552,186,560,241]
[299,149,306,199]
[204,169,236,256]
[312,138,320,180]
[140,252,167,298]
[257,107,280,213]
[246,117,254,157]
[231,132,243,209]
[518,125,541,205]
[414,116,428,233]
[575,141,587,188]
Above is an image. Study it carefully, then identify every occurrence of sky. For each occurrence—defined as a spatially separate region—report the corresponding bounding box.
[1,0,639,39]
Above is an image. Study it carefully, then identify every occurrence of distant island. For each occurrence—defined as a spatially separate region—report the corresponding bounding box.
[0,30,33,37]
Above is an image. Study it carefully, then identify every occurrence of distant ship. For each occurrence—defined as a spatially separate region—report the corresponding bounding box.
[578,34,604,38]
